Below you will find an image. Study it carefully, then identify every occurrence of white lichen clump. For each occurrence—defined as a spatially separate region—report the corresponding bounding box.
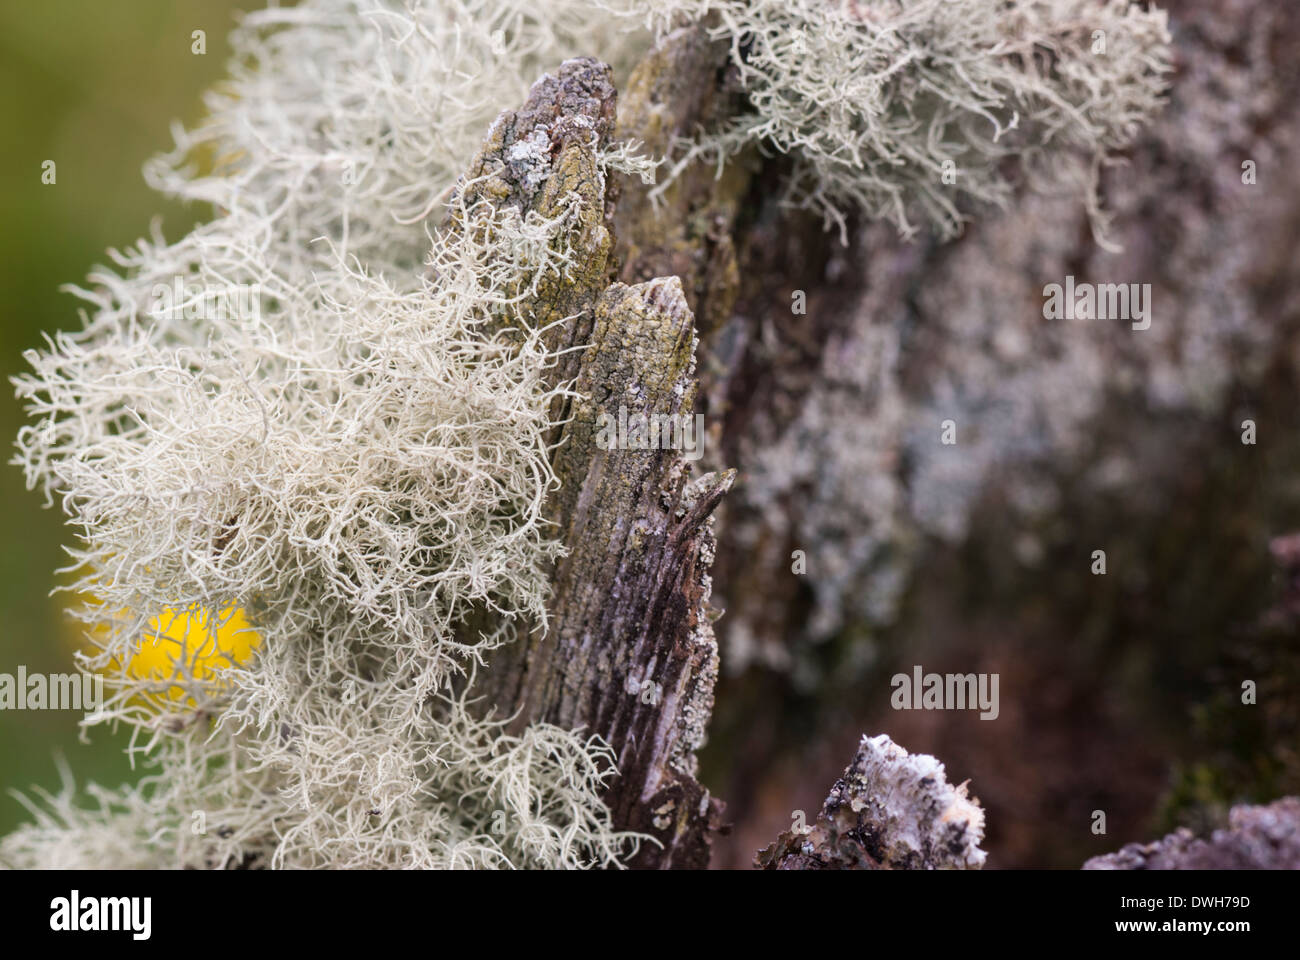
[845,734,986,869]
[5,0,653,870]
[629,0,1171,245]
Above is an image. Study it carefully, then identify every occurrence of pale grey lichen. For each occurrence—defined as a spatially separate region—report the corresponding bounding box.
[757,733,986,869]
[5,0,656,870]
[621,0,1172,246]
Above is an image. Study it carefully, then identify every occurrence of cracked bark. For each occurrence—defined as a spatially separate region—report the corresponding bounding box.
[449,53,733,868]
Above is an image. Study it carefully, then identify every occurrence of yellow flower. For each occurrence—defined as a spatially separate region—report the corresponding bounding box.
[71,599,261,705]
[126,604,261,699]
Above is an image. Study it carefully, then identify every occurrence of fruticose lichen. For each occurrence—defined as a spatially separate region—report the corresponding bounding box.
[5,0,656,870]
[620,0,1172,246]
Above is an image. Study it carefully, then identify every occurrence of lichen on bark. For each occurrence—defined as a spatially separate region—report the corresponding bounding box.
[757,734,987,870]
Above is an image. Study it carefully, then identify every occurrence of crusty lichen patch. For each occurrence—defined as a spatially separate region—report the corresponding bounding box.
[758,734,986,869]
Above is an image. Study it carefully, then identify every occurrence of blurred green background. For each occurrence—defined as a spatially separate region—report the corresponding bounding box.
[0,0,258,835]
